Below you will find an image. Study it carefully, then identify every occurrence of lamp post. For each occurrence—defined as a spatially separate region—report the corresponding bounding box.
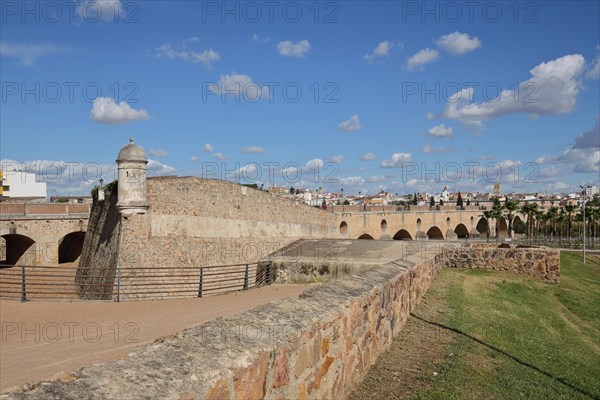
[341,188,344,213]
[580,185,586,264]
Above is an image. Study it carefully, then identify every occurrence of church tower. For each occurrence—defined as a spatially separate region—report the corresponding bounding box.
[116,138,149,214]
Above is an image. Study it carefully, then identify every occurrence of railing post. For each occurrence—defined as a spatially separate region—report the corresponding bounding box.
[243,264,249,290]
[267,261,274,285]
[21,266,27,302]
[198,267,204,298]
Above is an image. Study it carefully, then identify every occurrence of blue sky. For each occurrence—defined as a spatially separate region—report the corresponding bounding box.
[1,0,599,196]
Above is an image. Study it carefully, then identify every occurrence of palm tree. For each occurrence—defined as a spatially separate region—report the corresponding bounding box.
[564,204,577,243]
[490,204,505,242]
[504,200,519,238]
[483,210,494,242]
[521,203,539,244]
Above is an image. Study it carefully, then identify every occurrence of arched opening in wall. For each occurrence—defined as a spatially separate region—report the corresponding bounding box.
[454,224,469,239]
[416,218,422,230]
[1,234,35,265]
[476,218,488,234]
[358,234,374,240]
[339,221,348,235]
[512,216,526,235]
[497,218,508,237]
[393,229,413,240]
[426,226,444,240]
[58,232,86,264]
[380,219,388,232]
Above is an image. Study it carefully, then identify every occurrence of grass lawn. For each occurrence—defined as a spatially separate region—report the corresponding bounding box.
[349,252,600,400]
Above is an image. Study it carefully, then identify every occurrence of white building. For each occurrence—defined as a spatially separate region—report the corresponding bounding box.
[586,186,599,196]
[1,171,46,198]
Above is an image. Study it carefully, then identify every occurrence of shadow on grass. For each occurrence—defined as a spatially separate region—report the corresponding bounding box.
[410,313,599,400]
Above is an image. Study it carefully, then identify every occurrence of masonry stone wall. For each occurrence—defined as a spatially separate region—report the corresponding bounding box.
[442,244,560,283]
[6,252,444,399]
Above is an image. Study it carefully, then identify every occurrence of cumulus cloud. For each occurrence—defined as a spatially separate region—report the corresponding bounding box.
[360,152,375,161]
[572,120,600,149]
[426,124,454,139]
[431,54,586,126]
[367,175,387,183]
[364,41,399,61]
[189,156,199,163]
[340,176,366,187]
[242,146,265,153]
[149,149,168,157]
[305,159,324,171]
[277,40,310,57]
[0,42,71,66]
[214,152,227,161]
[90,97,150,124]
[147,159,176,176]
[586,48,600,80]
[381,152,412,168]
[338,115,362,132]
[209,73,270,100]
[252,34,270,43]
[76,0,123,21]
[407,48,439,71]
[203,144,214,153]
[330,155,344,164]
[436,32,481,55]
[156,42,220,68]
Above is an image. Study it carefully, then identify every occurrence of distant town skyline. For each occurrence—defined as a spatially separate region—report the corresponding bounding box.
[1,1,599,196]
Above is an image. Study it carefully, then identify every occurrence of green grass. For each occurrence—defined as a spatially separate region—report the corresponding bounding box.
[409,253,600,400]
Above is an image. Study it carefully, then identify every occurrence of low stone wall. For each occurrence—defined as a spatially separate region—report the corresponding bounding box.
[5,253,444,399]
[442,245,560,283]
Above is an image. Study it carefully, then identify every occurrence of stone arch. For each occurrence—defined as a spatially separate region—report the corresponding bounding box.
[58,231,86,264]
[380,219,388,232]
[1,234,36,265]
[476,217,488,234]
[497,218,508,238]
[358,234,374,240]
[393,229,413,240]
[339,221,348,235]
[426,226,444,240]
[454,223,469,239]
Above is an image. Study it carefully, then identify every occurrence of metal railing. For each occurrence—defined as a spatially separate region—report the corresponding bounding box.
[0,261,274,302]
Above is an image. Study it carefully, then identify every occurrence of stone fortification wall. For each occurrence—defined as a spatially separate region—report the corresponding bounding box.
[442,244,560,283]
[6,252,444,400]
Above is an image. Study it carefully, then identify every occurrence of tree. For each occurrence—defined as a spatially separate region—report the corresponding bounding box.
[491,204,505,242]
[289,187,295,195]
[457,192,463,208]
[466,198,471,206]
[520,203,539,244]
[321,199,327,210]
[430,195,435,207]
[545,206,560,242]
[564,204,577,242]
[493,197,501,207]
[503,200,519,238]
[412,193,418,205]
[439,199,444,206]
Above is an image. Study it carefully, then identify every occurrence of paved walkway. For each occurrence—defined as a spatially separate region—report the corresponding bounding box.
[0,285,308,392]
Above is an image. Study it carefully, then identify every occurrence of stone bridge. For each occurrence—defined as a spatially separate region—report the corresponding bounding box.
[337,206,524,241]
[0,203,90,265]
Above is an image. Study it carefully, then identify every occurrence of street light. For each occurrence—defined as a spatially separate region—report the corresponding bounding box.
[580,185,586,264]
[341,188,344,213]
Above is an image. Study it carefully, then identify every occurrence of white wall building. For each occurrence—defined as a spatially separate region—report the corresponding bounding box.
[2,171,47,198]
[586,186,599,196]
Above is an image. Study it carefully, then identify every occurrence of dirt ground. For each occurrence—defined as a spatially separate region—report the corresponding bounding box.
[0,284,308,393]
[347,279,454,400]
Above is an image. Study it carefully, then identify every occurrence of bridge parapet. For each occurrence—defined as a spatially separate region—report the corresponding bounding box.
[0,203,91,219]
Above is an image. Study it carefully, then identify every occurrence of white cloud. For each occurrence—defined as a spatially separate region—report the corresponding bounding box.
[149,149,168,157]
[436,32,481,55]
[423,144,432,153]
[585,49,600,80]
[252,34,270,43]
[407,48,439,71]
[209,73,270,100]
[189,156,199,163]
[367,175,387,183]
[242,146,265,153]
[432,54,586,126]
[0,42,71,66]
[360,152,375,161]
[203,144,214,153]
[340,176,366,187]
[90,97,150,124]
[277,40,311,57]
[338,115,362,132]
[147,159,176,176]
[573,120,600,149]
[330,155,344,164]
[306,159,324,171]
[364,41,399,61]
[426,124,454,139]
[76,0,123,22]
[381,152,412,168]
[156,42,220,68]
[214,152,227,161]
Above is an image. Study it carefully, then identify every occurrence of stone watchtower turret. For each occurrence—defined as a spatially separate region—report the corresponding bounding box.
[116,138,149,215]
